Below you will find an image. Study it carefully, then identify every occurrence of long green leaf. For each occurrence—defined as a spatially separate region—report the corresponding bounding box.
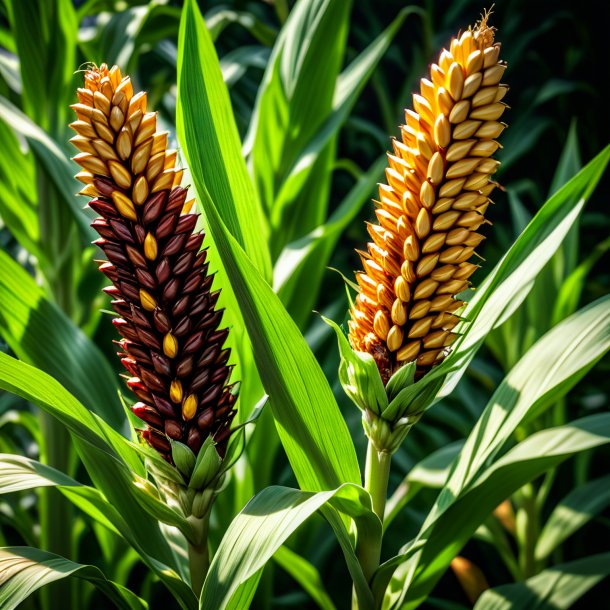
[437,295,610,515]
[188,194,360,492]
[381,295,610,606]
[4,0,77,135]
[474,553,610,610]
[383,414,610,609]
[0,121,41,260]
[246,0,351,233]
[273,545,338,610]
[275,155,385,328]
[0,95,93,239]
[200,484,377,610]
[0,453,119,535]
[0,546,146,610]
[0,354,196,608]
[535,475,610,561]
[176,0,271,280]
[0,249,123,430]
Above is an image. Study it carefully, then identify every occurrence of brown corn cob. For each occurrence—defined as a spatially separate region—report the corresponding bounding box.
[69,64,237,461]
[348,14,507,383]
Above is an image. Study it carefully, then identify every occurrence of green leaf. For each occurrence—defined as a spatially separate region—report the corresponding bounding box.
[0,453,119,535]
[439,295,610,511]
[474,553,610,610]
[4,0,77,135]
[259,4,412,254]
[383,414,610,610]
[0,121,41,260]
[247,0,352,233]
[384,441,463,529]
[273,546,338,610]
[0,546,146,610]
[0,249,124,430]
[0,354,196,609]
[0,94,94,239]
[200,484,377,610]
[176,0,271,281]
[380,295,610,607]
[275,155,385,328]
[323,316,388,415]
[187,195,360,492]
[205,7,278,46]
[535,475,610,561]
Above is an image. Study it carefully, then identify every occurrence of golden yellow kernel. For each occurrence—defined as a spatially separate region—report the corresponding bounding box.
[108,160,132,189]
[373,310,390,340]
[111,191,137,221]
[131,139,153,175]
[386,325,403,352]
[139,289,157,312]
[133,175,149,206]
[144,232,158,261]
[73,153,108,176]
[449,100,470,124]
[391,299,407,325]
[163,332,178,358]
[427,152,444,185]
[116,128,132,160]
[134,112,157,147]
[182,394,198,421]
[396,340,421,362]
[79,184,100,197]
[109,106,124,132]
[170,380,183,404]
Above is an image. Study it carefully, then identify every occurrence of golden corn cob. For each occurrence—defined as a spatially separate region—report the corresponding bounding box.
[348,14,507,383]
[70,64,237,461]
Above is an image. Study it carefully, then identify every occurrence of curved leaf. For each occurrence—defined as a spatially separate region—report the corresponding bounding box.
[176,0,271,281]
[187,196,361,492]
[0,353,196,609]
[200,484,377,610]
[474,553,610,610]
[535,475,610,561]
[0,249,124,430]
[274,545,338,610]
[0,546,146,610]
[382,414,610,609]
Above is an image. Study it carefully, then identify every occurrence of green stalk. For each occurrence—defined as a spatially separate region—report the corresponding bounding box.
[516,483,539,579]
[188,513,211,598]
[40,414,75,609]
[37,173,78,610]
[357,441,392,581]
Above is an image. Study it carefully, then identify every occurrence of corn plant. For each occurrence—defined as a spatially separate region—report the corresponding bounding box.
[0,1,609,609]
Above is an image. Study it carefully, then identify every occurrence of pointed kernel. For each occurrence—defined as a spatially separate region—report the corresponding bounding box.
[182,394,197,421]
[144,232,158,260]
[111,191,137,221]
[170,380,183,404]
[108,160,132,189]
[133,175,149,205]
[163,332,178,358]
[386,325,403,352]
[140,289,157,312]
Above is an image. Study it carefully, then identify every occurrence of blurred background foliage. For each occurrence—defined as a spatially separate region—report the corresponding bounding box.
[0,0,608,608]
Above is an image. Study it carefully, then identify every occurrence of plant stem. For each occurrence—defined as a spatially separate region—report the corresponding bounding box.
[188,513,211,598]
[366,442,392,524]
[358,441,392,580]
[40,412,75,609]
[516,483,539,579]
